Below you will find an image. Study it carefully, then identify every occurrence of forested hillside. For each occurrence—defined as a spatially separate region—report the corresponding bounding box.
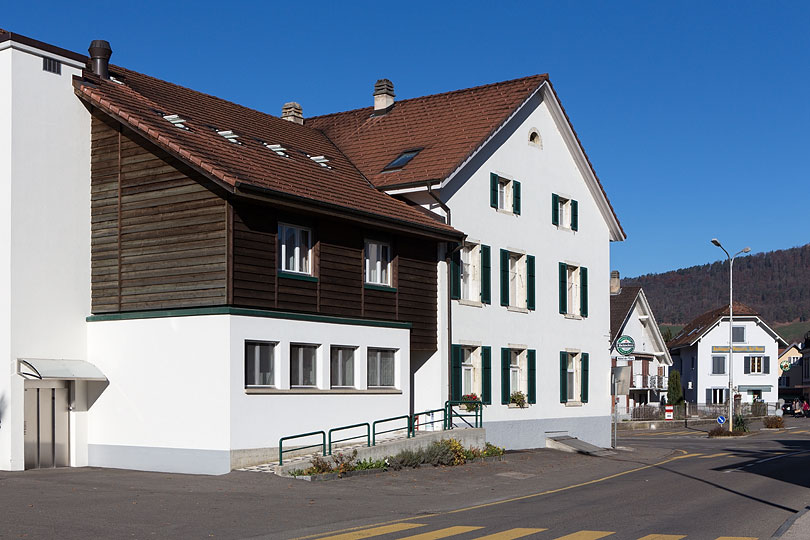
[624,243,810,325]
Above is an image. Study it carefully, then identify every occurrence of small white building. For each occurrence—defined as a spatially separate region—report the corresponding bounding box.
[669,302,786,405]
[608,274,672,407]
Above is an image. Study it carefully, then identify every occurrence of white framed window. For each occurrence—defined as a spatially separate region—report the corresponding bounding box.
[462,347,475,396]
[558,196,571,229]
[566,265,581,316]
[368,348,396,387]
[330,346,355,388]
[508,253,526,309]
[712,355,726,375]
[290,344,317,387]
[566,352,581,402]
[279,223,312,274]
[365,240,391,286]
[750,356,764,374]
[245,341,275,387]
[711,388,727,404]
[510,350,522,393]
[497,178,511,211]
[732,326,745,343]
[461,243,481,301]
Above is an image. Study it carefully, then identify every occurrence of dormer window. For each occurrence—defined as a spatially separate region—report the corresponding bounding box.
[382,149,421,171]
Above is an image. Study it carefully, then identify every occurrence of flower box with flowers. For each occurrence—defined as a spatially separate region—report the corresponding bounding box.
[460,393,480,412]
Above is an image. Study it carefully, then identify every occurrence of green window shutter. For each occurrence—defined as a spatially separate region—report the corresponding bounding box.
[526,255,536,310]
[580,266,588,318]
[527,349,537,404]
[571,199,579,231]
[560,351,568,403]
[581,353,589,403]
[450,249,461,300]
[490,173,498,208]
[551,193,559,226]
[451,345,462,401]
[500,249,509,307]
[744,356,750,374]
[482,346,492,404]
[481,245,491,304]
[764,356,770,374]
[513,180,521,215]
[501,348,511,404]
[558,262,568,314]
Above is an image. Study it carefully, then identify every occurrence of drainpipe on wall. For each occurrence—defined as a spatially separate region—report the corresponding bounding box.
[427,184,462,403]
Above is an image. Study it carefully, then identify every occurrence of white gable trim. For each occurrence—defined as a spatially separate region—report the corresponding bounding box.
[432,80,625,242]
[612,289,672,365]
[680,315,788,349]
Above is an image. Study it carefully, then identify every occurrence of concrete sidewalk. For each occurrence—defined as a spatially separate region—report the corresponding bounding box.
[775,507,810,539]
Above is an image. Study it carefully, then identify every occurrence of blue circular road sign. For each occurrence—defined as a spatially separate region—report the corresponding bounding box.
[717,415,726,425]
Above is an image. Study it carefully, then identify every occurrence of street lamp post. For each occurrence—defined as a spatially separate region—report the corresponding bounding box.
[711,239,751,433]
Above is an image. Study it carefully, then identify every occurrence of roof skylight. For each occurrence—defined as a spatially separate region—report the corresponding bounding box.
[309,155,331,169]
[264,143,289,157]
[383,149,422,171]
[163,114,190,130]
[217,130,241,144]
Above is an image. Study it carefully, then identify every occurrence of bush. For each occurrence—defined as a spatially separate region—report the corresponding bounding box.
[668,371,684,405]
[423,439,455,466]
[510,391,527,408]
[763,415,784,429]
[733,414,750,432]
[354,457,387,470]
[331,450,358,477]
[388,448,423,470]
[708,426,747,437]
[308,455,334,474]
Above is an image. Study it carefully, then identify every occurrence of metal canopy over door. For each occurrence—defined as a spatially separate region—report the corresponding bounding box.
[24,383,69,469]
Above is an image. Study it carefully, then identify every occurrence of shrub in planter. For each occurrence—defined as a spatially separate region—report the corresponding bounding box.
[733,414,750,432]
[510,391,527,408]
[763,415,784,429]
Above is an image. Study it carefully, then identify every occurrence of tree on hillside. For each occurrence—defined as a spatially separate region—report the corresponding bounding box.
[668,370,684,405]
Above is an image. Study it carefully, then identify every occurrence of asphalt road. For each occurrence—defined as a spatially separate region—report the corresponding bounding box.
[3,418,810,539]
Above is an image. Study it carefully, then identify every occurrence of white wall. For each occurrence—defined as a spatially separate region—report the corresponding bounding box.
[0,42,90,471]
[229,314,411,452]
[697,318,780,404]
[412,86,615,448]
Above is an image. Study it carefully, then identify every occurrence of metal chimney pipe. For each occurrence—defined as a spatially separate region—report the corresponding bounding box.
[88,40,112,79]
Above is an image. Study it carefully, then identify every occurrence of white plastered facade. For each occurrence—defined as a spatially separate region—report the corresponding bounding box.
[0,40,91,471]
[674,317,781,405]
[409,84,622,449]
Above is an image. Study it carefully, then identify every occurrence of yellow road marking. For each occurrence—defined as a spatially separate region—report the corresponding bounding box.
[714,537,758,540]
[552,532,614,540]
[792,430,808,434]
[294,451,699,540]
[400,526,483,539]
[471,528,547,539]
[699,453,732,459]
[637,535,686,540]
[313,523,426,540]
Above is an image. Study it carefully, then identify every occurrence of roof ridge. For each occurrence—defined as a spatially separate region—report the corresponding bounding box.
[306,73,548,121]
[111,64,328,137]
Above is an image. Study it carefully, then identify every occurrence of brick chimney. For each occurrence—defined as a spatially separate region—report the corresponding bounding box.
[281,102,303,124]
[373,79,395,113]
[610,270,621,295]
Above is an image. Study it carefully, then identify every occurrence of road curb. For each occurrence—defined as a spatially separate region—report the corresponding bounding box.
[771,505,810,538]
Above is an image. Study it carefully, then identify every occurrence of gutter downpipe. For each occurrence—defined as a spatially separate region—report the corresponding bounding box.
[427,184,463,404]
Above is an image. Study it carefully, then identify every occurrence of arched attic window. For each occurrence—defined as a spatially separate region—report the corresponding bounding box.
[528,129,542,149]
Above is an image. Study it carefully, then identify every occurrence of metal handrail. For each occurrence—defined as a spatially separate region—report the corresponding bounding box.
[411,408,446,435]
[328,422,370,455]
[445,400,483,429]
[278,430,325,466]
[372,415,412,446]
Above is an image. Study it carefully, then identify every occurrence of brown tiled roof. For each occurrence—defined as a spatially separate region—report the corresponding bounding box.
[306,75,548,189]
[668,302,760,349]
[73,67,462,240]
[610,286,641,342]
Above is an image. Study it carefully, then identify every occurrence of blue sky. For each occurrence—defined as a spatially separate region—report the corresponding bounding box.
[6,1,809,277]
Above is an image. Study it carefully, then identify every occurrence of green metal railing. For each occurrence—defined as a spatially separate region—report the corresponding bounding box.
[278,430,325,466]
[411,408,446,435]
[444,400,483,429]
[328,422,370,455]
[372,415,412,446]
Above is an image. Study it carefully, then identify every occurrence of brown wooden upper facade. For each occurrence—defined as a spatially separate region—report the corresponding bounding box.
[90,113,445,351]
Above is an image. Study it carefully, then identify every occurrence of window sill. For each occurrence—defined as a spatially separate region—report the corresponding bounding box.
[496,209,515,216]
[278,271,318,283]
[556,225,576,233]
[564,313,583,320]
[507,403,530,409]
[507,306,529,314]
[364,283,397,292]
[565,401,583,407]
[245,388,402,395]
[458,299,484,308]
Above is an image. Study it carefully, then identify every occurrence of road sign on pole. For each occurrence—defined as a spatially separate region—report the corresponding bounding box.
[717,415,726,425]
[665,405,674,420]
